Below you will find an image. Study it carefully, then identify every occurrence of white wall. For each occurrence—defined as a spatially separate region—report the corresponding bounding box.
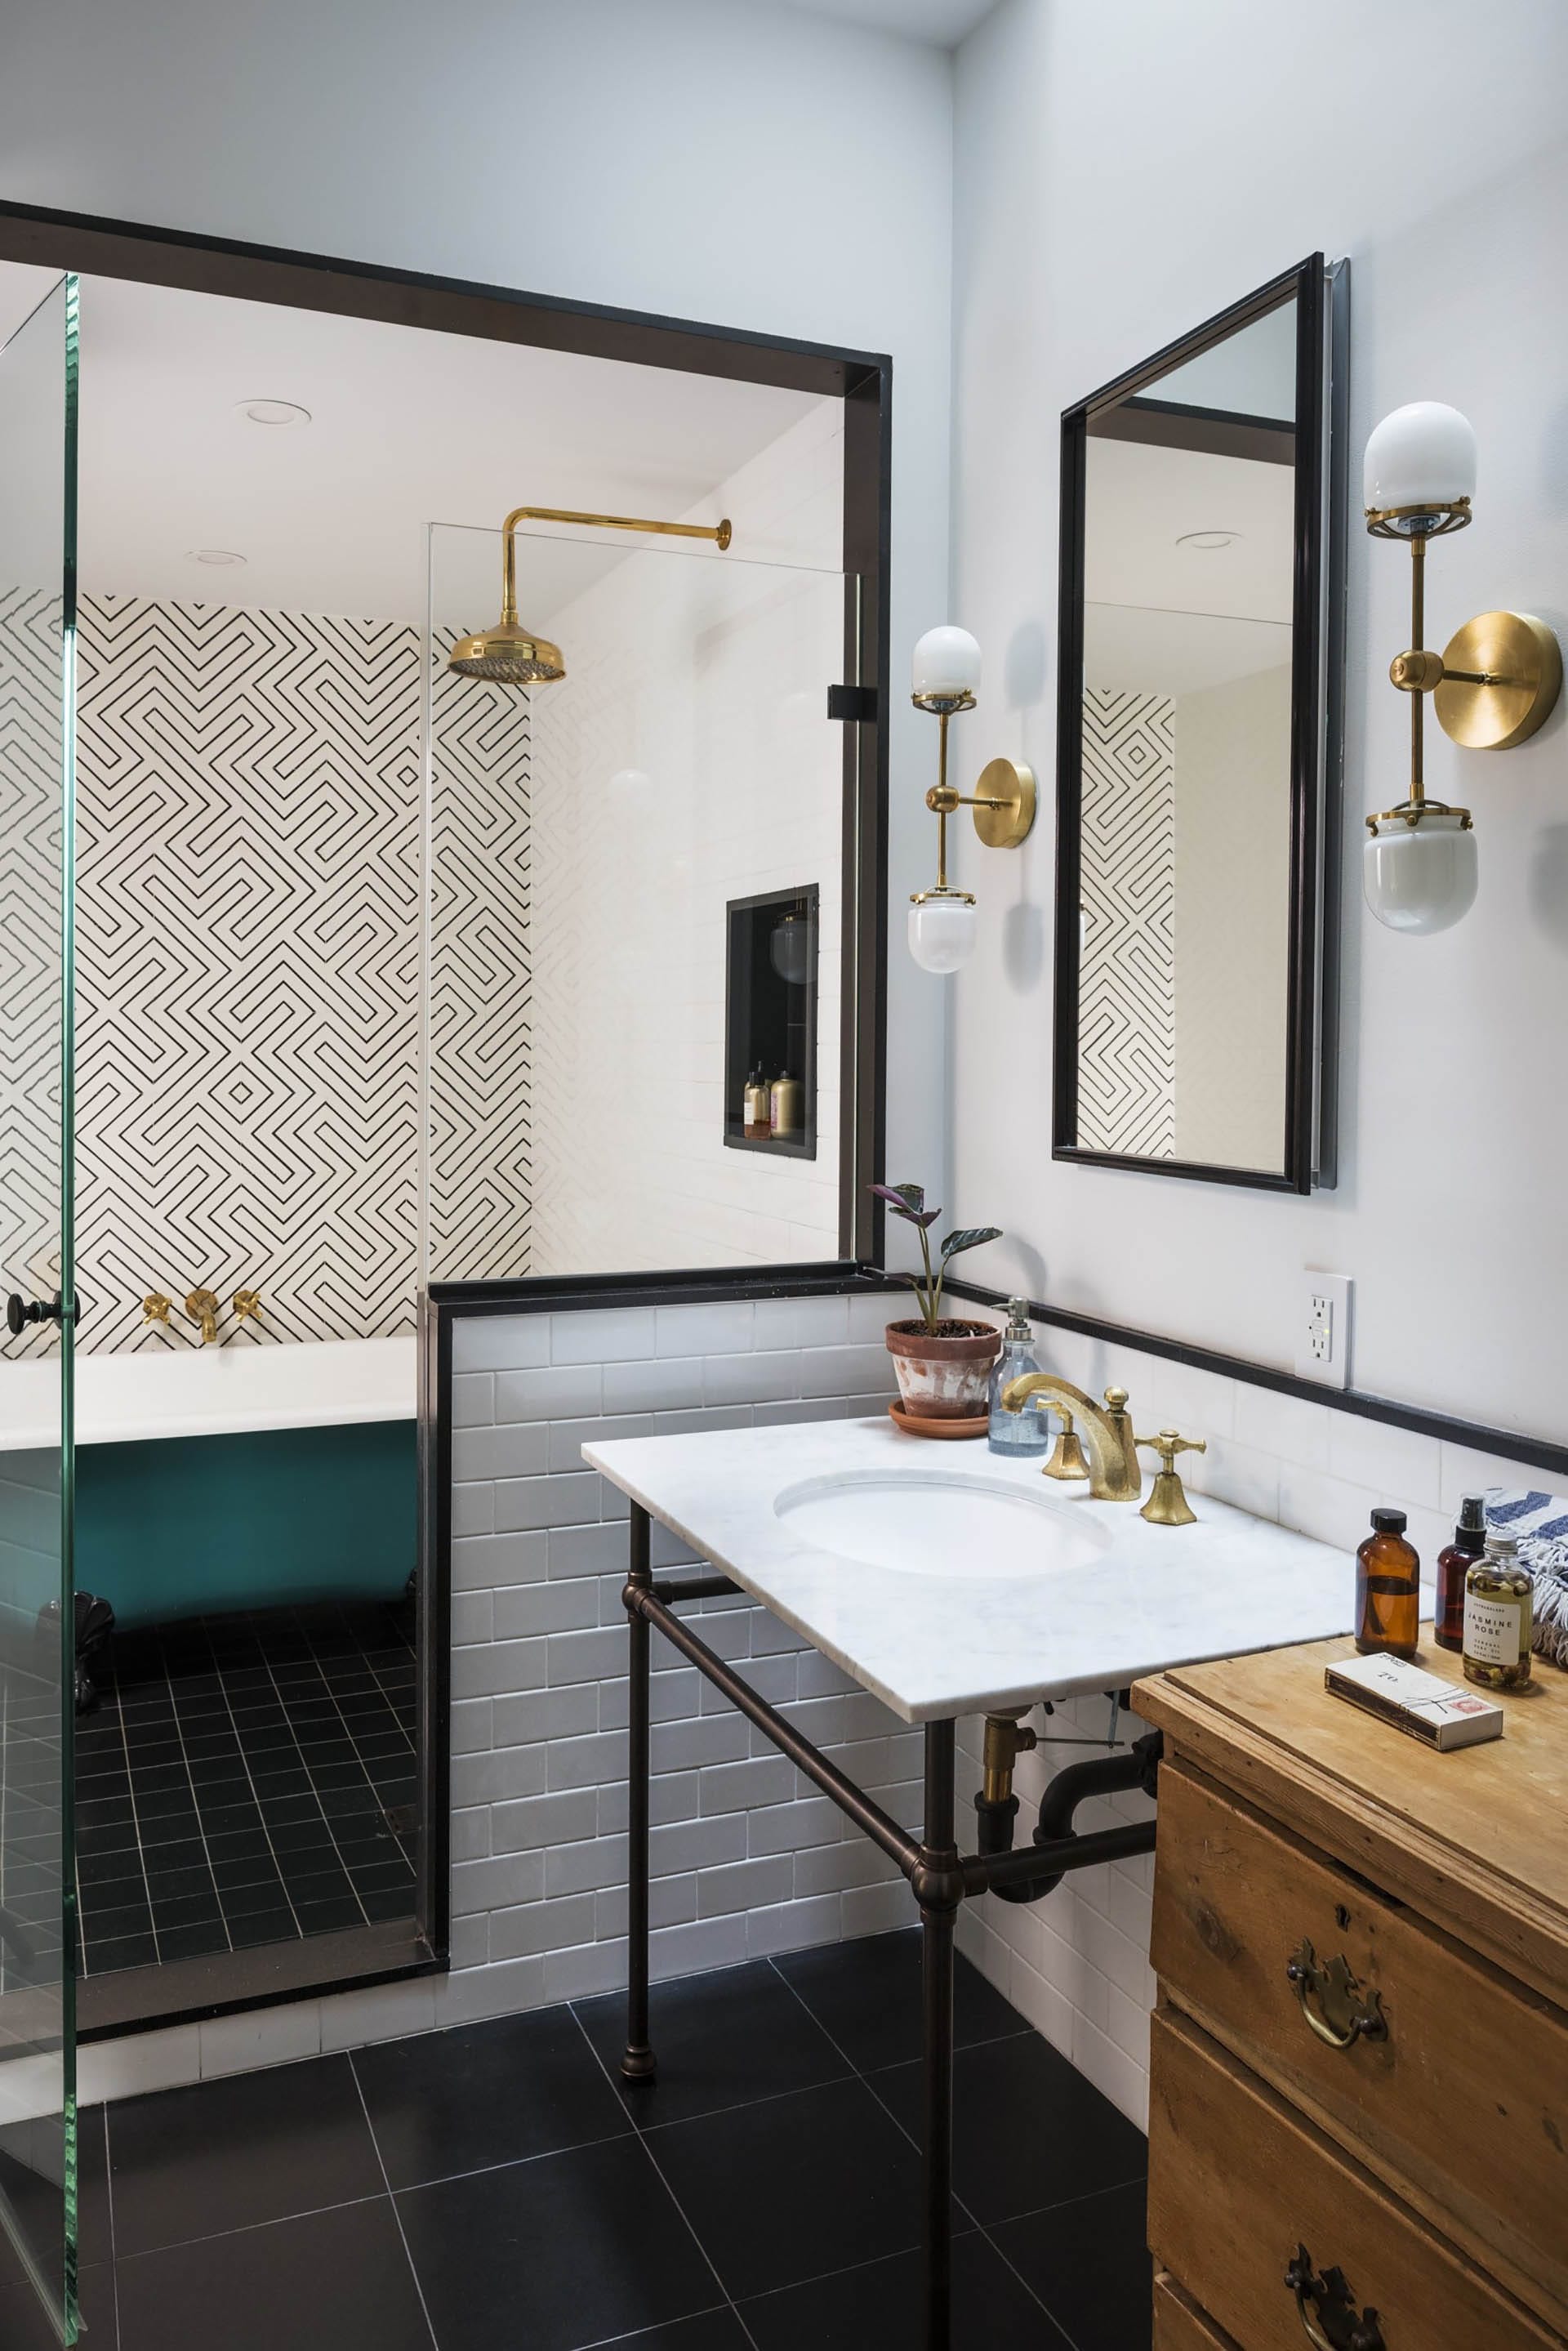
[527,404,845,1274]
[2,0,956,1220]
[947,0,1568,1444]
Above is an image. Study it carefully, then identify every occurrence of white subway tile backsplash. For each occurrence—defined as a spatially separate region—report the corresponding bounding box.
[551,1307,657,1364]
[497,1364,603,1422]
[454,1316,550,1375]
[704,1349,801,1407]
[605,1357,705,1413]
[658,1300,755,1355]
[1327,1411,1441,1510]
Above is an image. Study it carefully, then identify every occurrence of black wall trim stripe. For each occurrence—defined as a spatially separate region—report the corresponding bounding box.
[943,1274,1568,1485]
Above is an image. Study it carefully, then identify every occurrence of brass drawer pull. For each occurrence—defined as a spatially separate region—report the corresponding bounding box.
[1285,2245,1385,2351]
[1285,1938,1388,2050]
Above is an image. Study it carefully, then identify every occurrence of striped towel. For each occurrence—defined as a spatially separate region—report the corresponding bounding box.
[1485,1489,1568,1666]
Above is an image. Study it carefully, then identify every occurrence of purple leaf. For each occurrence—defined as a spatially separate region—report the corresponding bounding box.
[869,1180,927,1217]
[940,1225,1003,1261]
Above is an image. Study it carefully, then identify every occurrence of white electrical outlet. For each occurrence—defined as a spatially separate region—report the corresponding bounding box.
[1296,1271,1352,1388]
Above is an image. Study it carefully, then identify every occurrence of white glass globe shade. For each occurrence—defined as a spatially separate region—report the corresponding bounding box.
[911,625,981,700]
[1363,401,1477,524]
[908,894,978,973]
[1363,812,1477,935]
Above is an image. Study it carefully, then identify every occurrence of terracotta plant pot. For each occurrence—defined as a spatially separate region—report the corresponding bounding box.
[884,1318,1001,1420]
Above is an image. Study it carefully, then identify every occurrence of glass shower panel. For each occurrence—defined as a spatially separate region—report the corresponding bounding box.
[424,521,847,1283]
[0,273,79,2343]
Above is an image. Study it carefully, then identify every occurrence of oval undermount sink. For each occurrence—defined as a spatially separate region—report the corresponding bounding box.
[773,1469,1111,1580]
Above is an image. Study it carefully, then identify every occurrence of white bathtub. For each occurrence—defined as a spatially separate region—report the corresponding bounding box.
[0,1334,417,1450]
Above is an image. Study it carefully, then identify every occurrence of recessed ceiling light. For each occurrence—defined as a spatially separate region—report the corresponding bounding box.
[237,398,311,427]
[188,548,247,566]
[1177,529,1241,551]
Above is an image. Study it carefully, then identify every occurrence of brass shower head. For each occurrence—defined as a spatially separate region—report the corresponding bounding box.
[448,503,733,688]
[447,620,565,685]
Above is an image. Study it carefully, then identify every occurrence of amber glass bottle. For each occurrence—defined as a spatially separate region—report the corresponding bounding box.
[1434,1492,1487,1653]
[1355,1506,1421,1659]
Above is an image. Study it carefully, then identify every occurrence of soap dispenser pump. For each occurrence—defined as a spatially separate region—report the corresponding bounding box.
[987,1300,1049,1457]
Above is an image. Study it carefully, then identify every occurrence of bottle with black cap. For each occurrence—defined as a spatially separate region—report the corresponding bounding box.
[1434,1492,1487,1653]
[1355,1506,1421,1660]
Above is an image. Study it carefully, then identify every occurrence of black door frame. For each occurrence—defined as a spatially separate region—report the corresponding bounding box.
[3,200,894,2033]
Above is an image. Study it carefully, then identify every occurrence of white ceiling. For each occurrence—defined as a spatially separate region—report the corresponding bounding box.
[0,264,829,627]
[1083,435,1295,694]
[734,0,999,43]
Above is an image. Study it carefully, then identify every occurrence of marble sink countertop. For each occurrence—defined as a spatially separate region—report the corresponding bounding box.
[585,1414,1379,1724]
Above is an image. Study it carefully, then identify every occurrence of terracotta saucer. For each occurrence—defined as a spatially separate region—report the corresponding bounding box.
[888,1398,989,1441]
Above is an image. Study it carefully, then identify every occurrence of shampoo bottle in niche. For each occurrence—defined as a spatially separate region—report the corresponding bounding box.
[1463,1531,1533,1690]
[987,1300,1049,1457]
[1355,1507,1420,1660]
[1434,1492,1487,1653]
[742,1066,771,1140]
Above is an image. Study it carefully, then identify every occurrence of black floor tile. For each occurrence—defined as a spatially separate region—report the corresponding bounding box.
[604,2317,750,2351]
[115,2197,430,2351]
[108,2054,385,2256]
[0,2273,117,2351]
[774,1929,1031,2072]
[868,2032,1147,2224]
[354,2005,631,2189]
[0,2104,112,2287]
[647,2077,926,2301]
[399,2133,716,2351]
[87,1934,159,1973]
[740,2232,1072,2351]
[990,2181,1152,2351]
[577,1957,851,2128]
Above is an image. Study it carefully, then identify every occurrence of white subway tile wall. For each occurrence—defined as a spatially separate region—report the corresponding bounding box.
[443,1290,915,2016]
[79,1291,1561,2117]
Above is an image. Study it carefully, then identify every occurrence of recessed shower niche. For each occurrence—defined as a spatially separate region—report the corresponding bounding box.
[724,886,818,1158]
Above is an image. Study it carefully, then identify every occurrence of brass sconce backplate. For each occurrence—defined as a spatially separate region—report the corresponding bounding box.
[970,757,1037,850]
[1433,610,1563,749]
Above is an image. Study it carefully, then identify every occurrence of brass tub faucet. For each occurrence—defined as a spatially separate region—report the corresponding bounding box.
[185,1288,220,1345]
[1000,1375,1142,1501]
[142,1292,172,1327]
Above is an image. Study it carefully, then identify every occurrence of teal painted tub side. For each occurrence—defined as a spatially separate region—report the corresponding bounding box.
[76,1420,416,1630]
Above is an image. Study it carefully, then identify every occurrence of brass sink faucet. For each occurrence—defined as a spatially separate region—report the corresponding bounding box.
[1000,1375,1143,1501]
[185,1288,220,1345]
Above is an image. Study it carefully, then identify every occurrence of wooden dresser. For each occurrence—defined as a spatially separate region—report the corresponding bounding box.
[1131,1634,1568,2351]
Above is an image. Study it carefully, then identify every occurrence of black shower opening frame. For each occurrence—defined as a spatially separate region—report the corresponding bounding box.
[0,199,895,2037]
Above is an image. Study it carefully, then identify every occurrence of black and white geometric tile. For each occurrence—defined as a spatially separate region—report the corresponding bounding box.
[1076,688,1176,1161]
[0,590,532,1357]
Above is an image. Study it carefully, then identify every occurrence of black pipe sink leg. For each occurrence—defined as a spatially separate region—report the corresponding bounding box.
[621,1503,657,2085]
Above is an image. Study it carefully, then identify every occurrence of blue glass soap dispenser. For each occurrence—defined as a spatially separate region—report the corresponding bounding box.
[988,1299,1049,1457]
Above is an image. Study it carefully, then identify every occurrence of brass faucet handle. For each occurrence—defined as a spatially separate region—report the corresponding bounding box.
[233,1288,262,1323]
[1136,1429,1207,1472]
[185,1288,220,1344]
[1042,1407,1091,1483]
[142,1291,172,1324]
[1135,1430,1207,1527]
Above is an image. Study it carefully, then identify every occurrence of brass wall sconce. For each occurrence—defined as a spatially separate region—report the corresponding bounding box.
[448,505,733,686]
[1363,401,1562,935]
[907,627,1036,973]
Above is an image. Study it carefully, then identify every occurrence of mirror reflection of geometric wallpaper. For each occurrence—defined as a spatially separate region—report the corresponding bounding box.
[1077,688,1176,1158]
[0,588,532,1357]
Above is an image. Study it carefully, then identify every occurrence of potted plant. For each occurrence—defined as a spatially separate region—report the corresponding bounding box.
[872,1182,1004,1420]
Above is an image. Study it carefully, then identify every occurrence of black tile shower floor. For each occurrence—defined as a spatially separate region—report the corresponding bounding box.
[74,1599,417,1978]
[58,1926,1149,2351]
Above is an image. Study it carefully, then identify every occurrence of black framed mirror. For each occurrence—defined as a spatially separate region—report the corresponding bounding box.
[1053,253,1347,1193]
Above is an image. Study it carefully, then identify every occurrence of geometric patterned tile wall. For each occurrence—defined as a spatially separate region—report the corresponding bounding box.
[1076,688,1176,1160]
[0,588,67,1348]
[0,589,531,1357]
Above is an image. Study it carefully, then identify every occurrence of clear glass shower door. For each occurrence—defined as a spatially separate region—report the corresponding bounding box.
[0,271,79,2344]
[423,515,849,1284]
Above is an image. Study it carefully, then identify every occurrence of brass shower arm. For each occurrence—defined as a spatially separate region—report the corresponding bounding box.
[498,506,733,626]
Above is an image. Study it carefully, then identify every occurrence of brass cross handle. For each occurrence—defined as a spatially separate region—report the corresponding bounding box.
[1134,1429,1206,1528]
[142,1292,172,1325]
[233,1289,262,1323]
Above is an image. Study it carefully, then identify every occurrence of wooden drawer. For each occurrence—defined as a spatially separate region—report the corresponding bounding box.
[1152,1760,1568,2331]
[1154,2271,1236,2349]
[1149,2007,1562,2351]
